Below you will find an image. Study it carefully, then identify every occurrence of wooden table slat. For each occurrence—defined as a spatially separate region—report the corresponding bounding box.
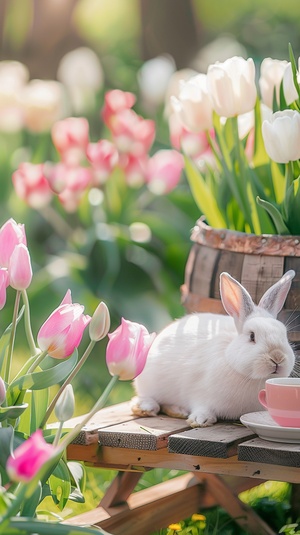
[48,401,138,445]
[238,437,300,467]
[168,423,256,458]
[98,415,191,450]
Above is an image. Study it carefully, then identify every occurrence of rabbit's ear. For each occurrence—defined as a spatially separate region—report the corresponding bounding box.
[258,270,295,318]
[220,272,255,332]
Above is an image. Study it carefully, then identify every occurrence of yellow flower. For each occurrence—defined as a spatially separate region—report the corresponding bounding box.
[168,523,182,532]
[191,514,206,522]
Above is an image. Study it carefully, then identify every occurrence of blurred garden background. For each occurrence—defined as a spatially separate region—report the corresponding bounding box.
[1,1,300,531]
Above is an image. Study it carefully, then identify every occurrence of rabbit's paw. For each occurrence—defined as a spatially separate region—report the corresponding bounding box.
[161,404,189,419]
[130,396,160,417]
[187,410,217,428]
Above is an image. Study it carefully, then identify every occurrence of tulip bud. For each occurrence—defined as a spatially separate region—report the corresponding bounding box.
[54,384,75,422]
[6,429,55,483]
[106,318,156,381]
[8,243,32,290]
[0,376,6,405]
[89,301,111,342]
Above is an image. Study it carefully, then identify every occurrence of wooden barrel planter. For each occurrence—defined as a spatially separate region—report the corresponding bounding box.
[181,219,300,356]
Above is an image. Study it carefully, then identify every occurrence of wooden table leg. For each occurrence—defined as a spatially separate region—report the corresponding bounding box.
[100,471,143,509]
[194,473,276,535]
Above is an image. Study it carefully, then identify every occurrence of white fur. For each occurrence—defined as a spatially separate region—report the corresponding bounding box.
[131,270,296,427]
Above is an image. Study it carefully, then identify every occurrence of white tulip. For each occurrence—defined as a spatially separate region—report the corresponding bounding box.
[0,60,29,132]
[164,68,197,117]
[138,55,176,109]
[57,47,104,114]
[21,80,67,133]
[207,56,257,118]
[283,62,299,105]
[262,109,300,163]
[259,58,288,109]
[171,73,213,132]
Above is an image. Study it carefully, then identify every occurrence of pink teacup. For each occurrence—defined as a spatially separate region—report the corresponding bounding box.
[258,377,300,427]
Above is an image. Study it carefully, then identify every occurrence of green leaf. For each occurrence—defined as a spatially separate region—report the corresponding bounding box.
[184,157,226,228]
[49,458,71,510]
[270,161,286,204]
[0,307,25,377]
[3,517,109,534]
[20,481,42,517]
[67,461,86,502]
[289,43,300,100]
[279,79,288,110]
[30,387,50,433]
[7,350,78,406]
[284,176,300,234]
[256,197,290,234]
[67,461,86,494]
[0,404,28,423]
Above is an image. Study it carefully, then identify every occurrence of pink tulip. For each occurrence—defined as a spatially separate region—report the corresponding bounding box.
[169,113,213,158]
[106,318,156,380]
[56,165,92,212]
[8,243,32,290]
[119,153,148,187]
[146,150,184,195]
[0,268,9,309]
[37,289,91,359]
[43,162,68,194]
[12,162,53,209]
[6,430,55,483]
[0,218,27,268]
[102,89,136,128]
[87,139,119,185]
[51,117,90,166]
[110,109,155,157]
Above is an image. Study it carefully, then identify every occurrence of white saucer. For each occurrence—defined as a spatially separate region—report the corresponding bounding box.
[240,411,300,443]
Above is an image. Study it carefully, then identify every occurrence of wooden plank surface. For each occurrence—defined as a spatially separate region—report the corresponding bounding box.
[98,415,191,450]
[241,255,284,304]
[49,401,137,445]
[168,423,256,458]
[238,438,300,468]
[189,244,219,297]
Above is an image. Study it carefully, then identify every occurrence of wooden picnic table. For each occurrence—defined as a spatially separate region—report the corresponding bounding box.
[63,401,300,535]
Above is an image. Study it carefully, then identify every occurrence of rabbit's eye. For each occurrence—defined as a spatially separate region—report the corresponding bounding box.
[250,331,255,343]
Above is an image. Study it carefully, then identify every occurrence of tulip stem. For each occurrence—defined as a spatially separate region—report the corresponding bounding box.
[53,421,64,447]
[26,350,48,374]
[40,340,96,428]
[4,291,21,383]
[59,374,119,450]
[285,161,294,194]
[21,290,39,356]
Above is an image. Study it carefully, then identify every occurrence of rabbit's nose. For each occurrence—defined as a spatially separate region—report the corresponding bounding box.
[269,349,284,364]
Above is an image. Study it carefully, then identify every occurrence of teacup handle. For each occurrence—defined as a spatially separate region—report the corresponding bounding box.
[258,389,268,409]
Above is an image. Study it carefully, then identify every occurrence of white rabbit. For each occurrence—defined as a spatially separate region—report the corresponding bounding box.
[131,270,296,427]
